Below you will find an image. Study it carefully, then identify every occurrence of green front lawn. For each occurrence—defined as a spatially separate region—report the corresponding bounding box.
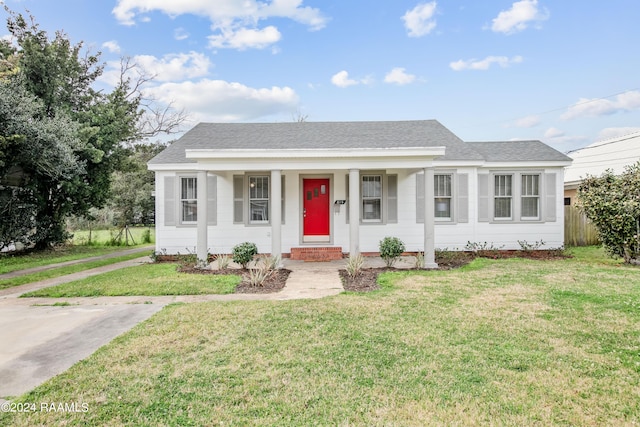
[2,247,639,425]
[21,263,240,297]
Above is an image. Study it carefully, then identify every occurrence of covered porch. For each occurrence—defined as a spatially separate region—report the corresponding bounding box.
[186,146,445,268]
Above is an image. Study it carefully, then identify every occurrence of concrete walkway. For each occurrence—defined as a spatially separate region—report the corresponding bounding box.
[0,253,351,399]
[0,245,154,280]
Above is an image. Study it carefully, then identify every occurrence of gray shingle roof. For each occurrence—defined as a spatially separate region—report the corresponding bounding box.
[148,120,483,164]
[467,141,572,162]
[148,121,572,165]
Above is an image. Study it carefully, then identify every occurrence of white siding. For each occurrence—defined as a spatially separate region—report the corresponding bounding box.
[154,167,566,255]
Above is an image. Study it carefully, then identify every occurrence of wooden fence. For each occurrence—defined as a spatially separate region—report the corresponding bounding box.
[564,205,600,246]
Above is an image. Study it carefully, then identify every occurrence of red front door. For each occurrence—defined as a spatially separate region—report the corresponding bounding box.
[303,179,330,236]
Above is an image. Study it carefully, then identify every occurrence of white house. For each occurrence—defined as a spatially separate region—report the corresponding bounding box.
[148,120,572,266]
[564,131,640,205]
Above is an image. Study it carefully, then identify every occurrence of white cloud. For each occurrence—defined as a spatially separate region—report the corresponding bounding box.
[402,2,437,37]
[174,27,190,41]
[596,127,640,141]
[449,55,523,71]
[102,40,121,53]
[143,79,299,122]
[112,0,327,50]
[331,70,359,88]
[491,0,549,34]
[209,26,281,50]
[561,91,640,120]
[100,52,212,86]
[513,115,541,128]
[544,127,565,138]
[384,67,416,85]
[134,52,212,82]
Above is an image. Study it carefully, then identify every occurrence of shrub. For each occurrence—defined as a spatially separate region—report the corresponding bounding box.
[414,251,425,268]
[345,254,365,277]
[379,236,405,267]
[216,254,231,270]
[578,162,640,263]
[232,242,258,269]
[518,240,545,252]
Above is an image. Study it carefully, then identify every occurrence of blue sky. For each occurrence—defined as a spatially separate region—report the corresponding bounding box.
[2,0,640,152]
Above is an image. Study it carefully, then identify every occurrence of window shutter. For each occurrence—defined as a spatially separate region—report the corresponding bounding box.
[416,173,425,224]
[544,173,556,222]
[387,175,398,223]
[457,173,469,223]
[478,174,489,222]
[164,176,176,226]
[345,175,349,224]
[233,175,244,223]
[207,175,217,225]
[281,175,285,225]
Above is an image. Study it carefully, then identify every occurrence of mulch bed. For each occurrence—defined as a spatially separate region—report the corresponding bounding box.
[175,249,571,294]
[340,250,571,292]
[176,265,291,293]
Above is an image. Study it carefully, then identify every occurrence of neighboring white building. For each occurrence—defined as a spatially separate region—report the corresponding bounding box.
[564,131,640,205]
[148,120,572,265]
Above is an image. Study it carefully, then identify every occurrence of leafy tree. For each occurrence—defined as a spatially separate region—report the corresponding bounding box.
[577,162,640,263]
[0,81,84,249]
[109,142,166,226]
[0,9,140,249]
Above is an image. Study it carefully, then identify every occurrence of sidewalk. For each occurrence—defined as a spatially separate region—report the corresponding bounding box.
[0,245,154,281]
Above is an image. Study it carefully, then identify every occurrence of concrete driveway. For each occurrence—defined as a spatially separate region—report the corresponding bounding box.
[0,254,346,400]
[0,302,164,398]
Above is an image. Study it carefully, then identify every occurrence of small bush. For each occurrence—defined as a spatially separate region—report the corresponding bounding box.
[247,256,278,286]
[379,237,405,267]
[518,239,545,252]
[262,255,281,270]
[345,254,365,277]
[216,254,231,270]
[232,242,258,269]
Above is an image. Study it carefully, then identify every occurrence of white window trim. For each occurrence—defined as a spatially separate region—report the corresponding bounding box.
[434,173,454,223]
[521,174,540,221]
[361,174,383,223]
[248,174,270,225]
[490,171,544,223]
[179,175,197,226]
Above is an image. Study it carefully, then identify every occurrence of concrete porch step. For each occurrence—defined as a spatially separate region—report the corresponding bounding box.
[290,247,344,262]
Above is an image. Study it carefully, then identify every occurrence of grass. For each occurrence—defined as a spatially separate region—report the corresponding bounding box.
[68,226,154,246]
[21,263,240,297]
[2,246,639,425]
[0,252,150,290]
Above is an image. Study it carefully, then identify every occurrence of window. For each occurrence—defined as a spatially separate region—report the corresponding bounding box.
[494,174,512,219]
[521,174,540,219]
[434,174,452,220]
[181,177,197,223]
[249,176,269,223]
[362,175,382,222]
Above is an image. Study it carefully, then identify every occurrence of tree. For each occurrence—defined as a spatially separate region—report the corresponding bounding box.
[109,142,166,226]
[0,81,85,249]
[0,9,140,249]
[577,162,640,263]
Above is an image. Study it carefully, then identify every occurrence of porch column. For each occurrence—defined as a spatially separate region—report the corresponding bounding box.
[196,170,208,267]
[424,167,438,268]
[271,169,282,263]
[349,168,360,256]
